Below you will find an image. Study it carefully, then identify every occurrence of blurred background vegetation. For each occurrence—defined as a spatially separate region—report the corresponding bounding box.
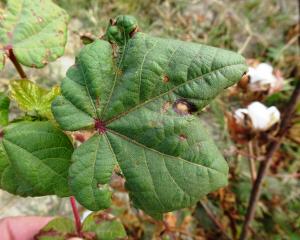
[0,0,299,239]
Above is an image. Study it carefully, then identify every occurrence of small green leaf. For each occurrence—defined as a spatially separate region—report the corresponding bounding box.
[52,15,247,217]
[9,80,60,119]
[0,92,10,126]
[35,217,75,240]
[0,121,73,197]
[69,134,116,211]
[82,212,127,240]
[0,0,69,68]
[0,51,5,70]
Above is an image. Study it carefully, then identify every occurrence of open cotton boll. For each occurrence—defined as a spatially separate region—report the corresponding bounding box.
[234,102,280,131]
[248,63,277,86]
[247,102,280,130]
[247,63,283,93]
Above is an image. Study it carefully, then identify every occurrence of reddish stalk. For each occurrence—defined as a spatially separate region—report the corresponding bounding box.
[7,48,27,79]
[70,196,82,237]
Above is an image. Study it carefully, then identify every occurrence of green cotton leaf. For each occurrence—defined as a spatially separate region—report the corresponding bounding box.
[0,51,5,71]
[52,15,248,218]
[69,134,116,211]
[0,121,73,197]
[0,92,10,126]
[9,80,60,119]
[82,212,127,240]
[0,0,69,68]
[35,217,75,240]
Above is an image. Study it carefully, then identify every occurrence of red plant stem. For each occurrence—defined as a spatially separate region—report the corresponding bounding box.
[7,48,27,79]
[70,196,82,236]
[239,80,300,240]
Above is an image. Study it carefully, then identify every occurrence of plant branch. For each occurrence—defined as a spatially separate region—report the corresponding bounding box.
[199,200,231,240]
[247,141,257,184]
[7,49,27,79]
[239,80,300,240]
[70,196,82,237]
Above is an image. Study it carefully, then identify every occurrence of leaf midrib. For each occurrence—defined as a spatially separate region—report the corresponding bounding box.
[105,63,245,124]
[101,30,128,117]
[107,129,227,176]
[2,138,68,181]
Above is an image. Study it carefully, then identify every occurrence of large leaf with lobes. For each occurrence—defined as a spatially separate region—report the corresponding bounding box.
[0,121,73,197]
[0,0,69,68]
[52,15,248,218]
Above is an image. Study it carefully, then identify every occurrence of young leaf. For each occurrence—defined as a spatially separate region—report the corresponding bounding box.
[9,80,60,119]
[52,15,248,218]
[0,121,73,197]
[0,92,10,126]
[36,213,127,240]
[0,0,69,68]
[35,217,75,240]
[82,211,127,240]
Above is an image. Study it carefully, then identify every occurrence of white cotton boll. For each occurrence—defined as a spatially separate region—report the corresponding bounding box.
[266,106,281,127]
[248,63,278,90]
[247,102,271,130]
[234,108,248,124]
[234,102,280,131]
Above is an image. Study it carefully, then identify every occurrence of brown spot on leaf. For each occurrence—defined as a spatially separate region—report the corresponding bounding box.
[163,75,169,83]
[173,99,197,115]
[37,16,43,23]
[161,101,171,113]
[116,68,123,76]
[179,134,187,141]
